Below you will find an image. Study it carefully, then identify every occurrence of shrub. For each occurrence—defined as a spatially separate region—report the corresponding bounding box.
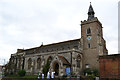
[18,69,26,77]
[87,74,96,78]
[83,68,92,75]
[92,69,99,76]
[62,75,67,78]
[71,75,77,77]
[83,68,99,77]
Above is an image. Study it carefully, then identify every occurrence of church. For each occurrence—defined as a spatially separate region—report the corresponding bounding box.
[7,3,108,77]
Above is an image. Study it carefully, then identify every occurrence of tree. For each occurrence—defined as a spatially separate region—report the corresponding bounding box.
[18,69,26,77]
[93,69,99,76]
[42,60,50,76]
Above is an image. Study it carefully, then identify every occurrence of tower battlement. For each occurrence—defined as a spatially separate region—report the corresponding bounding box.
[81,17,102,26]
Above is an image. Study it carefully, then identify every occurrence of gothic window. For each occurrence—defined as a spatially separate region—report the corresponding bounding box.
[18,58,21,69]
[47,56,53,63]
[28,58,32,70]
[22,57,25,70]
[88,43,90,48]
[87,28,91,35]
[16,58,17,67]
[37,58,41,69]
[77,55,81,68]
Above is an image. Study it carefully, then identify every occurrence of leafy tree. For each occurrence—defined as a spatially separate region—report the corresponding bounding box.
[42,60,50,76]
[18,69,26,77]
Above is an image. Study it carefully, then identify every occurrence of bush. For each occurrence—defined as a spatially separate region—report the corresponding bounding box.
[87,74,96,78]
[83,68,92,75]
[83,68,99,77]
[62,75,67,78]
[92,69,99,76]
[18,69,26,77]
[71,75,77,77]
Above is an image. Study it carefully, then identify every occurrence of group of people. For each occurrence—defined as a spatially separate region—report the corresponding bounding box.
[38,72,55,79]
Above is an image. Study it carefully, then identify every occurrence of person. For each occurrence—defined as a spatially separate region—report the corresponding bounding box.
[38,76,40,79]
[51,72,55,78]
[42,73,44,79]
[38,72,40,79]
[96,77,99,80]
[47,72,50,79]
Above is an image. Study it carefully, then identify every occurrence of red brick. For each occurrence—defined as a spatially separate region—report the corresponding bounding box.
[99,54,120,79]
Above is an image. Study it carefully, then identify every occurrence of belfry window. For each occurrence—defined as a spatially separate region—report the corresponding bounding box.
[87,28,91,35]
[88,43,90,48]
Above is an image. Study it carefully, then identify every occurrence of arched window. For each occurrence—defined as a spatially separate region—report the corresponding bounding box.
[77,55,81,68]
[18,58,21,69]
[37,58,41,69]
[47,56,53,63]
[28,58,32,70]
[87,28,91,35]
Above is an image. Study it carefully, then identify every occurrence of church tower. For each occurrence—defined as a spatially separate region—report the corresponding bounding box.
[80,3,108,70]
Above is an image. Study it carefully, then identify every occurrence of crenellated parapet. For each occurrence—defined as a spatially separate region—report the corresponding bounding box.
[81,17,102,26]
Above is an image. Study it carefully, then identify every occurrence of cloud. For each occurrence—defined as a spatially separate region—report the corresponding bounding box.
[0,0,118,65]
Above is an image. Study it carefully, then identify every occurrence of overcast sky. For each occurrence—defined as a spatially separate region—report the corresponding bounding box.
[0,0,119,65]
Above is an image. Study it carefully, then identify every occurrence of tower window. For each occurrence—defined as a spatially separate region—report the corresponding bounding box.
[87,28,91,35]
[88,43,90,48]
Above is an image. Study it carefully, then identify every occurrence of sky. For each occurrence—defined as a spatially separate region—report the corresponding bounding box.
[0,0,119,65]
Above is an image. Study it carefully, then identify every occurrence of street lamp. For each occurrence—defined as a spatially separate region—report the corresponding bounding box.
[70,48,75,80]
[70,52,72,80]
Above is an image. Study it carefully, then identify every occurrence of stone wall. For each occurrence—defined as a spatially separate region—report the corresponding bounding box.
[24,49,82,76]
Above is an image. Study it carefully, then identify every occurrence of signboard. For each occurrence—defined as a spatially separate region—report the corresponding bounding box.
[66,67,70,75]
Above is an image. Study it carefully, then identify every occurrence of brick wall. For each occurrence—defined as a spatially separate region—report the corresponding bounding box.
[99,54,120,79]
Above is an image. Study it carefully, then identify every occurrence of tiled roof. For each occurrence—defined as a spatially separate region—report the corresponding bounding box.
[58,56,70,65]
[17,38,80,54]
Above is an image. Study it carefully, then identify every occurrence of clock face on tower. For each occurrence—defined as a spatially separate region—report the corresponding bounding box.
[87,36,92,40]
